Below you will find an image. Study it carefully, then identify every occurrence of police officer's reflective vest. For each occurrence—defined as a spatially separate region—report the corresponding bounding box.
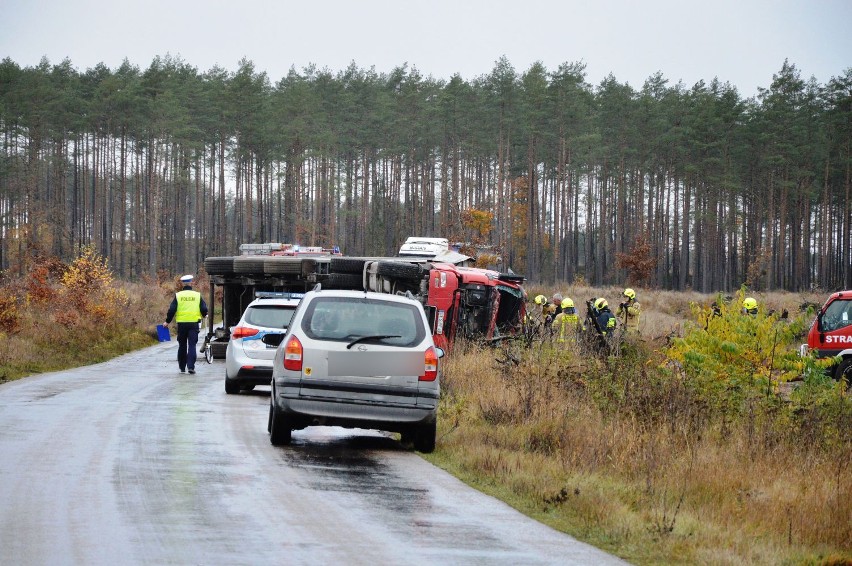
[175,290,202,322]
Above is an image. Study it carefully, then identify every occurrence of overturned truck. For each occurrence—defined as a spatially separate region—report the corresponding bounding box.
[203,250,527,357]
[330,257,527,350]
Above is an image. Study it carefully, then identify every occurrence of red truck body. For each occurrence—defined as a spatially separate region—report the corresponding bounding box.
[421,262,527,350]
[802,290,852,380]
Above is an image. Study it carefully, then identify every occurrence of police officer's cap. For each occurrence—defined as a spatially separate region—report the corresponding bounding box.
[180,274,194,283]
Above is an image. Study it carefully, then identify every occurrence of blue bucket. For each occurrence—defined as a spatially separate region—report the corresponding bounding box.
[156,324,171,342]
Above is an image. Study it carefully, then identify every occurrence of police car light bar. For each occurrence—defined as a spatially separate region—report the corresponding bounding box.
[255,291,306,300]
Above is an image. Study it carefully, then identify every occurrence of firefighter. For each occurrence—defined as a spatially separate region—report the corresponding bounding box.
[524,294,549,331]
[742,297,758,316]
[592,297,617,337]
[553,297,581,343]
[617,287,641,334]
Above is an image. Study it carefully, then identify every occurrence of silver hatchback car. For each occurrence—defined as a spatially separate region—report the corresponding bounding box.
[225,292,303,394]
[269,289,443,452]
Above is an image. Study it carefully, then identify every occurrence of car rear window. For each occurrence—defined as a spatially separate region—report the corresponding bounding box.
[302,296,425,346]
[245,305,296,329]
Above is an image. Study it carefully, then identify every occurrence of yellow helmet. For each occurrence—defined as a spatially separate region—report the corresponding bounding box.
[561,298,574,309]
[743,297,757,311]
[594,298,608,310]
[623,288,636,300]
[534,294,548,305]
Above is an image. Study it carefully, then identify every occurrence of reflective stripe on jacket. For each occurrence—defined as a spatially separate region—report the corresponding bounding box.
[175,290,202,322]
[554,312,580,342]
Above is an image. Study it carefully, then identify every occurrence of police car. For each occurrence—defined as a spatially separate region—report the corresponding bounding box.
[225,292,304,394]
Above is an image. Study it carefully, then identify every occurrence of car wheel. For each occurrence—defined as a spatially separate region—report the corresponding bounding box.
[835,358,852,384]
[413,421,436,453]
[269,400,292,446]
[225,376,240,395]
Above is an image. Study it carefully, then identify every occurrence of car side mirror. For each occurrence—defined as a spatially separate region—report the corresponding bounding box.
[435,347,445,359]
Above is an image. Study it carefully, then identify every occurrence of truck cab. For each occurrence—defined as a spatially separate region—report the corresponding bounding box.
[802,290,852,381]
[423,262,526,350]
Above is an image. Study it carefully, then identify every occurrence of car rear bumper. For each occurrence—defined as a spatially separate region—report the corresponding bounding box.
[230,366,273,386]
[274,389,437,431]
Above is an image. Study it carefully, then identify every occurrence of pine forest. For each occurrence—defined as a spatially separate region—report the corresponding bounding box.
[1,55,850,291]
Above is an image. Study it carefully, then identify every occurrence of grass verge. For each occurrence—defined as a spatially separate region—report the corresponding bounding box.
[423,338,851,565]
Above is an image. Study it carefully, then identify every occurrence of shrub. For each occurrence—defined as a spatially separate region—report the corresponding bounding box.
[0,291,21,335]
[59,246,129,326]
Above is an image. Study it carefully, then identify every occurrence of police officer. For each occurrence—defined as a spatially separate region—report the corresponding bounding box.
[165,274,208,374]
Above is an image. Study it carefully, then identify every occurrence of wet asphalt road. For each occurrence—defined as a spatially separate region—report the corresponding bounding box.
[0,341,626,565]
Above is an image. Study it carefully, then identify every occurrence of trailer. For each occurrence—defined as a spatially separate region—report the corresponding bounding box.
[202,254,331,358]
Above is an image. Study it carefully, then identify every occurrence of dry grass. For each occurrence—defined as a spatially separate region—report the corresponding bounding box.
[0,273,182,382]
[428,287,851,565]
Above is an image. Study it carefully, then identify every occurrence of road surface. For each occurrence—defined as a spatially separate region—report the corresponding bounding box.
[0,341,626,565]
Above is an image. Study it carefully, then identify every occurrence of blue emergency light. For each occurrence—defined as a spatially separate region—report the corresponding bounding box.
[255,291,305,300]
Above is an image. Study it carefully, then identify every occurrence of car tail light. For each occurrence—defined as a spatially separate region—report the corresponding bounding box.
[420,346,438,381]
[283,336,303,371]
[231,326,259,339]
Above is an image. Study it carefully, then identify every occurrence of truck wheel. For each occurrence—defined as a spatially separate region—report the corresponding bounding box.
[324,272,363,289]
[211,340,228,360]
[269,400,292,446]
[204,257,234,275]
[377,260,422,281]
[234,256,265,274]
[263,256,303,274]
[835,359,852,383]
[330,257,367,274]
[413,421,436,453]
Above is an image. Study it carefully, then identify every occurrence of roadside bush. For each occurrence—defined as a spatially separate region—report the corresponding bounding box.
[59,246,130,326]
[0,290,20,335]
[0,247,165,381]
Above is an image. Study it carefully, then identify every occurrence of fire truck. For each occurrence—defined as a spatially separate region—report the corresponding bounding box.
[800,290,852,382]
[202,241,527,356]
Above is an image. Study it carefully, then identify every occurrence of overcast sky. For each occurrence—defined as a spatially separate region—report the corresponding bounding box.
[2,0,849,98]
